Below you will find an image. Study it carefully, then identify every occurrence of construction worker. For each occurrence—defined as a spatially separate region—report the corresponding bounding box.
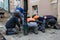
[32,14,45,33]
[15,7,24,26]
[5,11,22,35]
[43,15,57,29]
[27,16,38,34]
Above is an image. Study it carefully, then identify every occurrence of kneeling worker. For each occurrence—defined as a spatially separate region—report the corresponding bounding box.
[5,12,22,35]
[27,17,38,34]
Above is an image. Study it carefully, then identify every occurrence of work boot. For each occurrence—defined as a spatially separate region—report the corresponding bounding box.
[6,28,18,35]
[33,27,38,34]
[41,29,45,33]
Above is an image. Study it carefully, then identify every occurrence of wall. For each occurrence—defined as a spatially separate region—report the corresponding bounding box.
[10,0,14,12]
[4,0,9,11]
[28,0,57,17]
[0,2,3,8]
[38,0,52,16]
[0,0,9,11]
[28,0,40,17]
[58,0,60,24]
[10,0,24,12]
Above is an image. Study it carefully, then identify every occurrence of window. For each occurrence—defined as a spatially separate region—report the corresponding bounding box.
[32,5,38,15]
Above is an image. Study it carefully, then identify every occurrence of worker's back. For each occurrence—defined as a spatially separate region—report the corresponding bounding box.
[5,16,20,28]
[27,18,36,22]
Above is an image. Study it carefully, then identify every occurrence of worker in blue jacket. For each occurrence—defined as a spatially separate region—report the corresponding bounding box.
[15,7,24,26]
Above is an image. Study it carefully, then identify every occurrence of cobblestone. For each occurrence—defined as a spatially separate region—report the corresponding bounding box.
[3,29,60,40]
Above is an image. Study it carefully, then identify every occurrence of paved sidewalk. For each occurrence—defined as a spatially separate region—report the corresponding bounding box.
[4,29,60,40]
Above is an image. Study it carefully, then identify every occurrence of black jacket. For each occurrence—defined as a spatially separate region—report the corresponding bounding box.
[5,16,20,28]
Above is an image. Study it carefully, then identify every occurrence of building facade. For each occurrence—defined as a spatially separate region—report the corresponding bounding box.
[28,0,57,17]
[10,0,60,25]
[58,0,60,24]
[10,0,14,12]
[28,0,60,25]
[0,0,10,18]
[0,0,9,11]
[10,0,24,12]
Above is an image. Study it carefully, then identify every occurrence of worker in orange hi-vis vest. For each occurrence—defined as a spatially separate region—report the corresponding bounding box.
[27,18,35,22]
[27,17,38,34]
[33,15,39,20]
